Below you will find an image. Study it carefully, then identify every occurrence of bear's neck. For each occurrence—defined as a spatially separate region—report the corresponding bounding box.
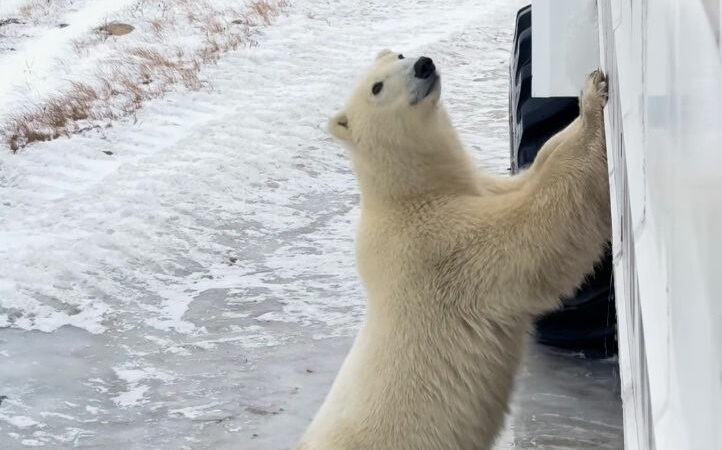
[352,134,479,208]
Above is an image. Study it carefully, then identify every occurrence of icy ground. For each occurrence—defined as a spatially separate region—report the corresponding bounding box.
[0,0,622,448]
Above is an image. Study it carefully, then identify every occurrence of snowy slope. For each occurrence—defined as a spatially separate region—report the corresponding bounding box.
[0,0,139,111]
[0,0,571,448]
[0,0,290,151]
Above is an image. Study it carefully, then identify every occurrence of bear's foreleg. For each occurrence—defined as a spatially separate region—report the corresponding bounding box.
[477,70,611,316]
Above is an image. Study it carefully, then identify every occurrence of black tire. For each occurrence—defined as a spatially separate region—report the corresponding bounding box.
[509,5,617,358]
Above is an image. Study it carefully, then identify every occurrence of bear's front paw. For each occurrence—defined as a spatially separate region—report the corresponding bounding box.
[580,69,608,114]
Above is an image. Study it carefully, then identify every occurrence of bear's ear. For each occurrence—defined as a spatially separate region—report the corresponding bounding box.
[375,49,393,60]
[328,111,351,141]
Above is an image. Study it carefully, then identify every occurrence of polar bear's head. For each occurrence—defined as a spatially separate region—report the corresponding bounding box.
[328,50,475,202]
[328,49,442,146]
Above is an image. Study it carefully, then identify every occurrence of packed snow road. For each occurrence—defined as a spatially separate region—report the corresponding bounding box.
[0,0,621,448]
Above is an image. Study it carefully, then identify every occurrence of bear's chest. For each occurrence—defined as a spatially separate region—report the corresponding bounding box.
[355,212,462,293]
[355,223,409,282]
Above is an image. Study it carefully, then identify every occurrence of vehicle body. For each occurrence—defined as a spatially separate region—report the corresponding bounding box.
[518,1,722,448]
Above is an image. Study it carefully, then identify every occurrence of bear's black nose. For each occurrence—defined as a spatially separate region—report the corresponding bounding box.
[414,56,435,79]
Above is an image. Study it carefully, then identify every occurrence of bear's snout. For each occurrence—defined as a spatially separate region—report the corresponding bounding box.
[414,57,436,79]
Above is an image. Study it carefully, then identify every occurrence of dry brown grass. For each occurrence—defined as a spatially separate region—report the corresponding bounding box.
[7,69,177,151]
[250,0,277,25]
[3,0,290,152]
[150,19,164,36]
[5,81,105,150]
[18,5,34,19]
[14,0,75,22]
[71,34,104,56]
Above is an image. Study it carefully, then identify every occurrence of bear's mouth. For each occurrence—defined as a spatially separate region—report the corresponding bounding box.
[410,73,441,105]
[424,74,440,98]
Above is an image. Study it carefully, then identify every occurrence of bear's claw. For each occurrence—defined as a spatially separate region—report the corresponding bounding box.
[581,69,608,113]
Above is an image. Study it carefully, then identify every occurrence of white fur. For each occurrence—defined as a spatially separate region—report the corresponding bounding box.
[297,51,611,450]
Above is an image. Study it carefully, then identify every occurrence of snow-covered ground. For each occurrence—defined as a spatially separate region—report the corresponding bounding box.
[0,0,622,448]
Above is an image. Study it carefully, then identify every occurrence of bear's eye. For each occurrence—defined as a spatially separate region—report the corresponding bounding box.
[398,54,404,60]
[372,82,383,95]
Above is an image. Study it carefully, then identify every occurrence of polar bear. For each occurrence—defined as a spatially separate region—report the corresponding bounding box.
[297,50,610,450]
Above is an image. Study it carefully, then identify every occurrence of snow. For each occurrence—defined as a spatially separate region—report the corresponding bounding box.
[0,0,622,448]
[0,415,40,429]
[110,366,175,407]
[0,0,138,109]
